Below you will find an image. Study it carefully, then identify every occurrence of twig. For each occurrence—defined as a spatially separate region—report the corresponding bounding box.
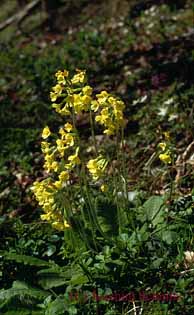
[0,0,41,32]
[175,140,194,185]
[126,302,140,314]
[182,141,194,161]
[133,301,137,315]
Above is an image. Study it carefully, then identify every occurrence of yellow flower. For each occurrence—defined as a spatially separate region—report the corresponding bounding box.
[52,220,70,231]
[55,69,69,83]
[44,152,56,172]
[45,152,55,163]
[82,85,93,96]
[82,95,91,106]
[110,97,125,110]
[68,154,80,165]
[72,94,91,113]
[104,125,115,135]
[64,122,73,132]
[52,103,61,111]
[63,70,69,77]
[59,106,71,116]
[42,126,51,139]
[87,156,108,180]
[91,100,100,112]
[50,84,63,102]
[59,171,69,182]
[52,222,64,231]
[56,141,65,157]
[96,91,109,104]
[50,91,58,102]
[33,70,129,234]
[65,133,74,147]
[159,153,171,164]
[67,147,80,168]
[53,84,63,95]
[64,220,71,228]
[54,180,63,189]
[164,131,170,141]
[51,161,58,172]
[158,142,167,151]
[56,138,65,149]
[100,184,108,192]
[59,128,66,138]
[41,141,50,154]
[72,94,82,113]
[71,70,86,84]
[41,212,52,221]
[95,108,109,124]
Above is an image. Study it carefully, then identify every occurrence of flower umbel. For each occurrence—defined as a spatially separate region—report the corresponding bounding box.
[87,156,108,181]
[31,179,70,231]
[32,69,127,233]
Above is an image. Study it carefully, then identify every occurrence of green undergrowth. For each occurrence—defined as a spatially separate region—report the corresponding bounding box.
[0,193,194,314]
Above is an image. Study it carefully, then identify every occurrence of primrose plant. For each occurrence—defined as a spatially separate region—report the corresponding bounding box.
[32,69,127,247]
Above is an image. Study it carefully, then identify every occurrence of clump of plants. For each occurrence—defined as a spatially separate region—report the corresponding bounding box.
[32,69,126,237]
[1,69,193,315]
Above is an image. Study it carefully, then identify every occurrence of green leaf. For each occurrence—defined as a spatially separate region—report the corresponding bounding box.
[41,268,89,288]
[38,273,68,290]
[141,196,165,226]
[151,258,164,269]
[1,252,54,267]
[95,196,119,235]
[161,230,178,244]
[45,297,65,315]
[3,309,45,315]
[68,273,88,286]
[12,281,30,289]
[3,310,44,315]
[37,266,75,290]
[45,296,77,315]
[0,282,49,305]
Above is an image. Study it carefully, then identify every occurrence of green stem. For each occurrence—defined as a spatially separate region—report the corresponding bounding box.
[65,185,92,248]
[89,108,98,155]
[115,128,124,233]
[81,165,108,241]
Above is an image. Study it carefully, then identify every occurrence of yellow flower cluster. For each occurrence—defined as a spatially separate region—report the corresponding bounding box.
[41,122,80,176]
[32,69,126,231]
[159,152,171,164]
[50,70,69,102]
[158,137,172,164]
[32,180,70,231]
[32,120,81,229]
[93,91,125,135]
[87,156,108,181]
[57,122,75,157]
[72,92,92,114]
[50,69,92,116]
[50,69,125,135]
